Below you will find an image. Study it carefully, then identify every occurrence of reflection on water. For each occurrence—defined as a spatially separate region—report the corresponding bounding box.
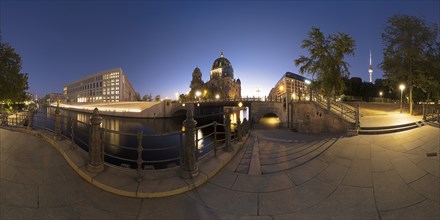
[35,106,248,169]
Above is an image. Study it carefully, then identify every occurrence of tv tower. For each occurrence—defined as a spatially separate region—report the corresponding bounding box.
[368,50,373,83]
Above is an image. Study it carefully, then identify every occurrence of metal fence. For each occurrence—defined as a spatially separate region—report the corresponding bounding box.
[2,107,249,178]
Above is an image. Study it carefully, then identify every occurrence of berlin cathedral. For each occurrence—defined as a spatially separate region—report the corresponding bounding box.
[189,52,241,100]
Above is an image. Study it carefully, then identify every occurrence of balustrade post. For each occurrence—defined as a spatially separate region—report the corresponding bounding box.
[136,130,144,182]
[87,108,104,173]
[70,118,75,146]
[237,118,242,142]
[27,106,34,130]
[1,103,5,125]
[179,107,198,179]
[54,105,62,140]
[224,110,232,152]
[213,121,218,156]
[243,118,248,134]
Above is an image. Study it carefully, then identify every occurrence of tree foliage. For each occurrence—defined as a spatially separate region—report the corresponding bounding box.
[380,14,439,113]
[294,27,355,109]
[0,37,29,102]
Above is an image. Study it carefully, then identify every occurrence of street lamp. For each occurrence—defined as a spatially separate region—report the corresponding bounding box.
[195,90,201,102]
[379,91,383,103]
[215,94,220,100]
[399,84,405,113]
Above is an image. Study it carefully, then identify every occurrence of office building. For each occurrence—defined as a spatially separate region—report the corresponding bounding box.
[64,68,137,103]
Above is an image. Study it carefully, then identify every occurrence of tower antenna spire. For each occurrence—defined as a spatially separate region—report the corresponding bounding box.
[368,50,373,83]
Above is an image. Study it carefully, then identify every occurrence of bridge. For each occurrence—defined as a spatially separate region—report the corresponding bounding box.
[54,96,359,134]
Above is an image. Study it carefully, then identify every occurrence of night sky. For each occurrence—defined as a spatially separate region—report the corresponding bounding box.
[1,1,439,99]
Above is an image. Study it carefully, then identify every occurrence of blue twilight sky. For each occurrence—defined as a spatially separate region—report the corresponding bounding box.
[1,0,439,99]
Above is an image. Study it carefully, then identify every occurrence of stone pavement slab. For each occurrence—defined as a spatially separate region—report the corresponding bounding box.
[1,123,439,220]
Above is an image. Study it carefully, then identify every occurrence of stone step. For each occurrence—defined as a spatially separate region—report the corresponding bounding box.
[359,122,423,135]
[259,141,316,157]
[260,140,328,165]
[261,138,337,174]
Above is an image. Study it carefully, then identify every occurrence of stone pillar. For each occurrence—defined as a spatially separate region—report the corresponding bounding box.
[1,103,5,125]
[243,118,248,133]
[136,130,144,182]
[179,107,198,179]
[27,105,34,130]
[87,108,104,173]
[422,104,426,121]
[54,106,62,140]
[224,110,232,152]
[236,118,242,142]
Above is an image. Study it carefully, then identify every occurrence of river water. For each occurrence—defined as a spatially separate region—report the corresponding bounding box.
[33,106,248,169]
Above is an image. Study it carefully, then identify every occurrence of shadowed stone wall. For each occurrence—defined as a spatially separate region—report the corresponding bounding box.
[291,101,348,134]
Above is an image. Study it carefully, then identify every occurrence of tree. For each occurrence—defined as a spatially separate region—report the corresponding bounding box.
[295,27,355,109]
[380,14,439,114]
[142,93,152,101]
[154,94,161,101]
[0,37,29,102]
[134,92,141,101]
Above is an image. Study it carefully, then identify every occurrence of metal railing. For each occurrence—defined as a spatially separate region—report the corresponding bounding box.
[5,112,28,127]
[423,105,440,123]
[310,94,359,131]
[1,107,250,180]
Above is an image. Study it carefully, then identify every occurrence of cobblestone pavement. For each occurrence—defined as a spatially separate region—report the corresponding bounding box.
[1,125,439,220]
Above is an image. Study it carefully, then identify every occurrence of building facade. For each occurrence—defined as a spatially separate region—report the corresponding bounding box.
[64,68,137,103]
[189,52,241,100]
[268,72,311,102]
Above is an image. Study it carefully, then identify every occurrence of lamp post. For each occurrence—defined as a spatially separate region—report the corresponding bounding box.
[379,91,383,103]
[195,90,201,102]
[399,84,405,113]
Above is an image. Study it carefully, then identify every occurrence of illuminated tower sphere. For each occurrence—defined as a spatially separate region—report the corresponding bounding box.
[368,50,373,83]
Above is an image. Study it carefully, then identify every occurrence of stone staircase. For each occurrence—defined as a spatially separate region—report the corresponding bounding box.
[359,121,424,135]
[234,133,338,174]
[259,138,337,174]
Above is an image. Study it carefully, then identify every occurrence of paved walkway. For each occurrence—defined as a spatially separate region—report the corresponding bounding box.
[1,124,439,219]
[360,112,423,127]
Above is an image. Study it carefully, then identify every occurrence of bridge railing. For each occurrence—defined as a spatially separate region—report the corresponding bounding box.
[2,106,250,181]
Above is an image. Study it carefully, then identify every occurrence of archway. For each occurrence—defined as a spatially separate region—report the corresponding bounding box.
[258,112,281,128]
[170,109,187,118]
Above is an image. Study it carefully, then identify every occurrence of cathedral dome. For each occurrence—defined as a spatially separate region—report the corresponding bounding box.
[211,52,234,78]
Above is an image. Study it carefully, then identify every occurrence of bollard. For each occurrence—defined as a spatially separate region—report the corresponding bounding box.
[422,104,426,121]
[87,108,104,173]
[27,106,34,130]
[136,130,144,182]
[179,107,198,179]
[224,110,232,152]
[54,106,62,140]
